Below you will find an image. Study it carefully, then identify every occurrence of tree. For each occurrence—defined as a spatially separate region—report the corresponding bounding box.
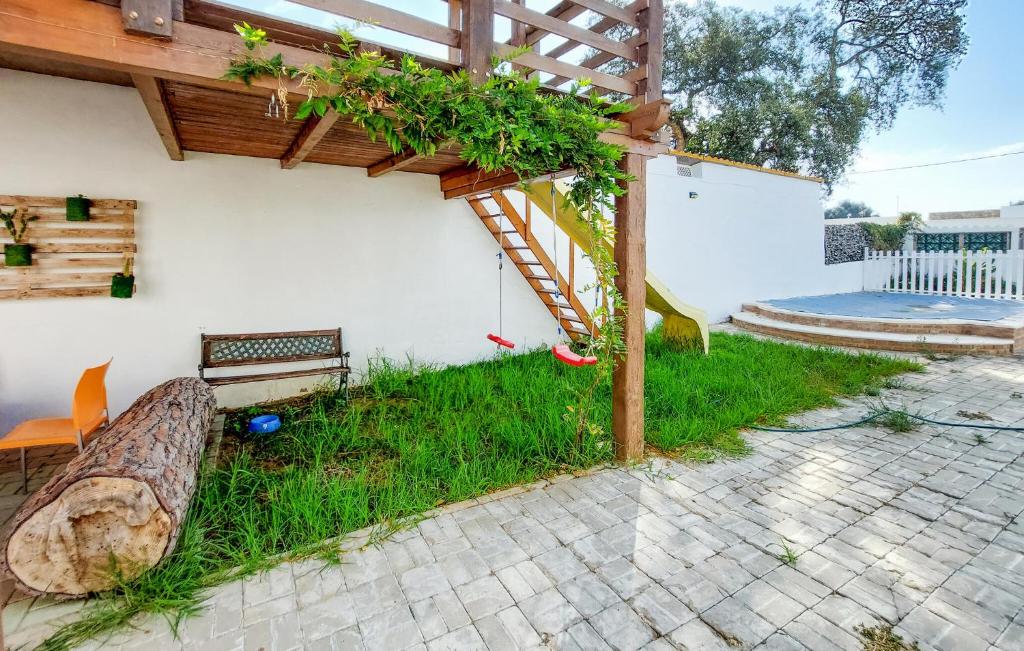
[825,200,876,219]
[652,0,969,189]
[860,211,923,250]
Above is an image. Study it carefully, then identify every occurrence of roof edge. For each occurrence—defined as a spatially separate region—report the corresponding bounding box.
[669,149,824,183]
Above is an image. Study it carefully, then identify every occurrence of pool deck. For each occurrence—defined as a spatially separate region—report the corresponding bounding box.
[763,292,1024,326]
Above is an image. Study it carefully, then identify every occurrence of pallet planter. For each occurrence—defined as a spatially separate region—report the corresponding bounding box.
[3,243,31,267]
[0,195,137,300]
[65,195,91,221]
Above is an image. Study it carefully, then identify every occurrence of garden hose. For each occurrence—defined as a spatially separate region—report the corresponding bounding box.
[750,408,1024,433]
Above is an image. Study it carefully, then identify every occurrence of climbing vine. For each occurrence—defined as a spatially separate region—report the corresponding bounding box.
[226,25,631,445]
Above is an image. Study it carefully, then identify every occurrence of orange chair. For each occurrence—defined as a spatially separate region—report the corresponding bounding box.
[0,360,112,492]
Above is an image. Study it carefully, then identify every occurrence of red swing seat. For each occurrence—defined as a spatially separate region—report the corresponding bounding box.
[487,333,516,349]
[552,344,597,367]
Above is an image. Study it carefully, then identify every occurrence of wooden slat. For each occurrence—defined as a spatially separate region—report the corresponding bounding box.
[545,33,641,87]
[132,74,184,160]
[494,0,636,61]
[2,227,134,239]
[183,0,457,72]
[366,149,424,177]
[287,0,461,47]
[0,256,124,269]
[25,243,136,254]
[448,0,463,61]
[280,111,341,169]
[0,286,111,300]
[0,197,136,209]
[523,2,585,47]
[0,272,119,286]
[494,44,634,95]
[568,0,638,27]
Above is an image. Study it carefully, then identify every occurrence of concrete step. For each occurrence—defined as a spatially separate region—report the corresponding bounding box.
[741,302,1022,339]
[730,311,1015,355]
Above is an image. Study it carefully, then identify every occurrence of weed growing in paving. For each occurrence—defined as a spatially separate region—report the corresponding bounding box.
[956,409,992,421]
[857,624,920,651]
[42,332,918,649]
[778,539,800,566]
[974,433,989,445]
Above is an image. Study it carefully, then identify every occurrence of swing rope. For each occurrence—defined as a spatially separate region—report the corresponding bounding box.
[498,201,504,341]
[551,180,563,341]
[486,194,514,350]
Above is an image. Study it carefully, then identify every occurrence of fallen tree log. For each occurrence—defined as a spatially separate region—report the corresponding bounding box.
[2,378,216,597]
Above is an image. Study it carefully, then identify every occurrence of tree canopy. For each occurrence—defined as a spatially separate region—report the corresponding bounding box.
[825,200,876,220]
[655,0,969,190]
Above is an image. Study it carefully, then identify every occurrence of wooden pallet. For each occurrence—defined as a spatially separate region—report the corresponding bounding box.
[0,196,136,300]
[466,191,594,342]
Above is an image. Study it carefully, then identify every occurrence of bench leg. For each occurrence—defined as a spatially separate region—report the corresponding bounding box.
[19,448,26,494]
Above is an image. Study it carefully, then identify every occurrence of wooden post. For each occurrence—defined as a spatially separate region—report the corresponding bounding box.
[613,153,647,462]
[461,0,494,83]
[636,0,663,102]
[510,0,527,73]
[447,0,462,62]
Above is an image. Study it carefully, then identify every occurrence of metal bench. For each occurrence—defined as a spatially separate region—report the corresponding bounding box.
[198,328,350,397]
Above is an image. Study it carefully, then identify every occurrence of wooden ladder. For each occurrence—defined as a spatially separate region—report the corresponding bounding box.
[466,190,594,342]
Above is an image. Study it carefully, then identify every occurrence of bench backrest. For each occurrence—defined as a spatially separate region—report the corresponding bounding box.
[199,328,346,385]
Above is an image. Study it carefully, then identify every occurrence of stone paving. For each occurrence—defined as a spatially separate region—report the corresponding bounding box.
[4,354,1024,650]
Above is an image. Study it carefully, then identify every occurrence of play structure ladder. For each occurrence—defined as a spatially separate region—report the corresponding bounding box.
[466,191,594,342]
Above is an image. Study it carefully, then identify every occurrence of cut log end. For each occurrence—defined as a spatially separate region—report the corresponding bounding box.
[2,378,215,597]
[7,477,171,595]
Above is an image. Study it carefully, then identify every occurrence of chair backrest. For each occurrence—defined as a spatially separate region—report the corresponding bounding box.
[72,359,111,434]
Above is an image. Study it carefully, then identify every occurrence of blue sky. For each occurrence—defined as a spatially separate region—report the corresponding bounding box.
[235,0,1022,215]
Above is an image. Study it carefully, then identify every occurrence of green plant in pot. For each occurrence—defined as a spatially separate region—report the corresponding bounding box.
[66,194,91,221]
[2,207,39,267]
[111,254,135,298]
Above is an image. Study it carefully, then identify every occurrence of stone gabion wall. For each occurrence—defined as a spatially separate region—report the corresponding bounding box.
[824,223,870,265]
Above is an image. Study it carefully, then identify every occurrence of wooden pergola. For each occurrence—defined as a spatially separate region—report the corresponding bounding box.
[0,0,669,461]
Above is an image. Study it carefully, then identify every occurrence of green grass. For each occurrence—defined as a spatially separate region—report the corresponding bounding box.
[41,331,918,649]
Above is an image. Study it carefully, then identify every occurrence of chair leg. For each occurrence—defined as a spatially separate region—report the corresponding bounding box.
[76,431,84,452]
[19,448,26,494]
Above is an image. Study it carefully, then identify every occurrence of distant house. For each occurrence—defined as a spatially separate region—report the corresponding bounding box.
[914,204,1024,251]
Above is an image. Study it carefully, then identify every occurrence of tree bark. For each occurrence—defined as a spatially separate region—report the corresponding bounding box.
[2,378,215,597]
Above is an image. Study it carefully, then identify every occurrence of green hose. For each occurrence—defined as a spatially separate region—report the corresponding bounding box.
[750,409,1024,433]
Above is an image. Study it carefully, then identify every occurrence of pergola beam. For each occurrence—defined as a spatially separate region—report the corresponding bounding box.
[0,0,327,101]
[366,149,424,177]
[280,111,340,169]
[130,73,184,160]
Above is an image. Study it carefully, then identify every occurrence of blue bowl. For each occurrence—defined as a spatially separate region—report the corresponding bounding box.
[248,414,281,435]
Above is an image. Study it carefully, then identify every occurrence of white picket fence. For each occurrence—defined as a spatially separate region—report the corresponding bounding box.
[863,249,1024,301]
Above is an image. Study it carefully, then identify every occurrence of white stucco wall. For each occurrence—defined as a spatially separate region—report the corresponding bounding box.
[0,70,560,432]
[646,155,862,323]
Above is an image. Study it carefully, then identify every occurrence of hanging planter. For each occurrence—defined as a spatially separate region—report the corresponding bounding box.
[66,195,91,222]
[4,244,32,267]
[111,254,135,298]
[2,207,38,267]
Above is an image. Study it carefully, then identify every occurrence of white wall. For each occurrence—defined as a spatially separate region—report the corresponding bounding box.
[646,155,862,323]
[0,70,559,432]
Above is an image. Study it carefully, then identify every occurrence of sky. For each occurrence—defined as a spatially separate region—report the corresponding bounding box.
[234,0,1023,216]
